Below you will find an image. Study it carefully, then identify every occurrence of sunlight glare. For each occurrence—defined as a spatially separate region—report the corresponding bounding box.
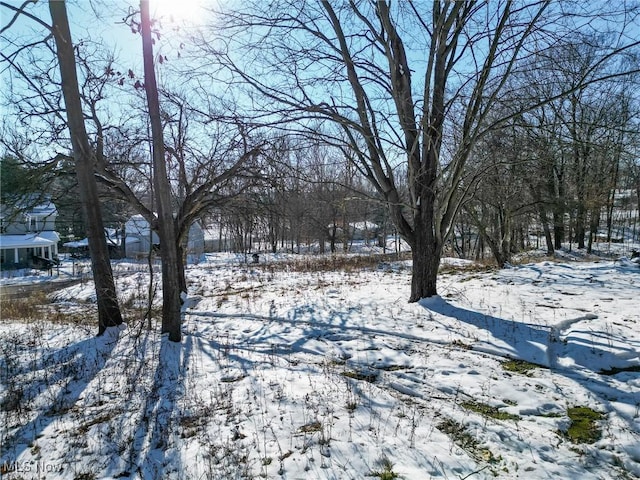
[150,0,206,25]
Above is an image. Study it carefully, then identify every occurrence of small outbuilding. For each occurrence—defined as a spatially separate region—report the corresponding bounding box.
[123,215,205,261]
[124,215,160,257]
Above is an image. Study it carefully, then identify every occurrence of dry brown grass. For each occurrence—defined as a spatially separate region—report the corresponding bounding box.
[1,290,49,322]
[257,252,412,273]
[0,290,92,325]
[0,280,167,330]
[438,260,498,275]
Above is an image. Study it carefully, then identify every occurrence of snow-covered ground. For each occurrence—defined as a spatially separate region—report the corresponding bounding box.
[0,252,639,479]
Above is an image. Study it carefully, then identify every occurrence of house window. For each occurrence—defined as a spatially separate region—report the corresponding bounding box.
[0,219,5,233]
[29,217,38,232]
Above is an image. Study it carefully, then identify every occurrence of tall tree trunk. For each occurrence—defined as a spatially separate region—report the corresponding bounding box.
[553,210,564,249]
[140,0,182,342]
[540,208,555,255]
[410,223,440,301]
[501,214,513,261]
[575,202,587,249]
[329,223,337,253]
[573,143,589,250]
[606,148,621,242]
[530,183,554,254]
[587,207,600,253]
[49,0,123,335]
[635,171,640,241]
[409,178,440,301]
[549,156,566,250]
[176,231,188,294]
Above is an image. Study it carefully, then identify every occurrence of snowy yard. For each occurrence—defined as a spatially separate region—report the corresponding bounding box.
[1,253,639,479]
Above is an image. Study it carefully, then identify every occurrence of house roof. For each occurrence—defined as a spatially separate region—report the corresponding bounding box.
[0,200,57,220]
[0,234,56,249]
[62,239,89,248]
[27,202,57,217]
[125,214,155,236]
[39,231,60,243]
[63,236,137,248]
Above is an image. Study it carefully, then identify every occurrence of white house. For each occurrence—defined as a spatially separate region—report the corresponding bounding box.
[0,200,60,267]
[60,214,205,261]
[185,221,205,261]
[123,215,205,260]
[62,227,138,257]
[123,215,160,257]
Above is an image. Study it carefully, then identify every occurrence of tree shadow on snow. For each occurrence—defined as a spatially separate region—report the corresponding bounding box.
[420,296,640,413]
[123,334,193,480]
[0,326,123,465]
[188,309,454,363]
[185,301,640,438]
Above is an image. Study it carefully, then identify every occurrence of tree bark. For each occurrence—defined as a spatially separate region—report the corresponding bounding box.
[539,207,555,255]
[410,219,440,301]
[140,0,182,342]
[575,201,586,249]
[530,182,554,254]
[176,235,188,294]
[49,0,123,335]
[552,163,565,249]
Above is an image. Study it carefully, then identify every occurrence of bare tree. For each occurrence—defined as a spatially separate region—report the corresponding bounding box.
[199,1,639,299]
[47,0,124,334]
[462,124,535,266]
[199,1,554,299]
[138,0,183,341]
[510,36,640,253]
[2,1,125,335]
[93,89,263,292]
[2,1,264,339]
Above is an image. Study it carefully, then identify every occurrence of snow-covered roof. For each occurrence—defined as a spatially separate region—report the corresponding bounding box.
[64,236,137,248]
[39,231,60,243]
[63,239,89,248]
[27,202,57,218]
[125,214,156,236]
[0,234,55,249]
[0,201,57,220]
